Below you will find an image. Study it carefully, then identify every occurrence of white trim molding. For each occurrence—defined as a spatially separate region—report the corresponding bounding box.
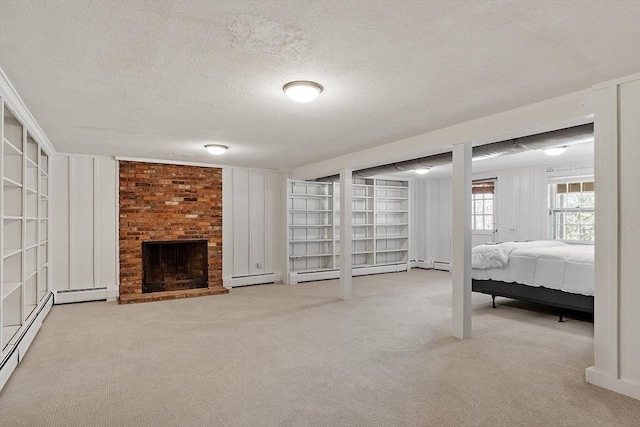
[586,367,640,400]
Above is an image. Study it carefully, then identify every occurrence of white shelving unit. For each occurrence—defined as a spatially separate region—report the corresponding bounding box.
[288,181,335,273]
[374,179,409,265]
[287,177,410,283]
[334,178,376,269]
[1,101,50,359]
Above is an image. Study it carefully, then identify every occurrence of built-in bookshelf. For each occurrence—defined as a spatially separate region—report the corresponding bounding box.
[287,177,409,282]
[334,178,376,269]
[1,101,50,358]
[374,179,409,265]
[288,181,335,272]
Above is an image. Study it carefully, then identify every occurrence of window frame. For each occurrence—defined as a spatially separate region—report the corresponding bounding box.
[471,179,496,234]
[548,177,595,244]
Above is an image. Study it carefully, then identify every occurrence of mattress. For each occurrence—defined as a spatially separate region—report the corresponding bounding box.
[472,241,594,296]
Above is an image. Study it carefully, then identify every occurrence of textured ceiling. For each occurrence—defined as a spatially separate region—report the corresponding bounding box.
[0,0,638,170]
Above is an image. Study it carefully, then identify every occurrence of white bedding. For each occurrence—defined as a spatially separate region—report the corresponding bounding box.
[471,240,566,269]
[472,241,594,296]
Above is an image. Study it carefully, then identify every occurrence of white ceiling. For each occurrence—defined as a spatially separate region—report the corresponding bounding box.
[0,1,638,170]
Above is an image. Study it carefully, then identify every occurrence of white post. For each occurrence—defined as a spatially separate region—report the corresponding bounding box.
[452,142,472,339]
[591,84,619,379]
[340,169,353,300]
[281,173,292,284]
[586,74,640,400]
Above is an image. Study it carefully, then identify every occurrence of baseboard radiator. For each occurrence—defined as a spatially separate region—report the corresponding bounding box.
[0,292,54,392]
[289,262,410,284]
[223,273,281,288]
[54,286,119,304]
[432,261,451,271]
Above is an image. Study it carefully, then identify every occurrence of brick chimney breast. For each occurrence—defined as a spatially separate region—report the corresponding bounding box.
[118,161,227,303]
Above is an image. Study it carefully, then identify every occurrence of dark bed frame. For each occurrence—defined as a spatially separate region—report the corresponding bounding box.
[472,279,594,322]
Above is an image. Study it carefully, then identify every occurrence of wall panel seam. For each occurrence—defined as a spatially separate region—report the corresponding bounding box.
[68,157,74,288]
[93,158,98,288]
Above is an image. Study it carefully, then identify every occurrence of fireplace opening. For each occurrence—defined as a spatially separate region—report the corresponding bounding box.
[142,240,208,293]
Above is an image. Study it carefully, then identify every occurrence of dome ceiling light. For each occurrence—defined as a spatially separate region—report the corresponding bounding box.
[543,146,567,156]
[415,168,430,175]
[205,144,229,155]
[283,81,323,103]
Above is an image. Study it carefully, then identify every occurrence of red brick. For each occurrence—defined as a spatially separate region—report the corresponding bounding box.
[118,161,224,302]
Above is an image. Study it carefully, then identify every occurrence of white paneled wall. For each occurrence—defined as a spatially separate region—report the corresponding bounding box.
[492,167,548,243]
[415,178,452,266]
[51,159,280,296]
[50,155,118,302]
[222,168,281,287]
[415,162,593,266]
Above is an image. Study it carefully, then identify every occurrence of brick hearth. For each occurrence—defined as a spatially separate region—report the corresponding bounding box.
[118,161,228,303]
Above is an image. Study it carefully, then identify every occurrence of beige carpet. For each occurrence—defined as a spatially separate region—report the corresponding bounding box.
[0,270,638,426]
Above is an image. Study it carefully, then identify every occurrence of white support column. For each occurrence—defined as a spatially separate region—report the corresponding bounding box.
[339,169,353,300]
[586,74,640,400]
[280,173,292,284]
[590,83,619,380]
[452,142,472,339]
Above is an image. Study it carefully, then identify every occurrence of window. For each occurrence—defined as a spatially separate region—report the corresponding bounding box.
[550,180,594,242]
[472,180,495,231]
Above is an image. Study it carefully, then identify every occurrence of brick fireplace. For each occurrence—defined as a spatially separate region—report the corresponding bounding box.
[118,161,228,303]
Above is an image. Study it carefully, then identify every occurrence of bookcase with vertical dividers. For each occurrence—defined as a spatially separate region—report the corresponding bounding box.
[287,177,410,283]
[1,99,50,360]
[374,179,409,265]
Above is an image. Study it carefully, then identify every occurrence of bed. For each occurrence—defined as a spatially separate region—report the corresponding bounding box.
[471,241,594,321]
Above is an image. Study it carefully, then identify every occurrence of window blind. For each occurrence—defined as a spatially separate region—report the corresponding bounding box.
[472,180,495,194]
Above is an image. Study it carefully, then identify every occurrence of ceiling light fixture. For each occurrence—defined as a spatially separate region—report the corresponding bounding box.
[283,81,323,103]
[205,144,229,155]
[543,146,567,156]
[415,168,430,175]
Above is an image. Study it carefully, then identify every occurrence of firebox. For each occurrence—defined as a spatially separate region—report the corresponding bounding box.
[142,240,208,293]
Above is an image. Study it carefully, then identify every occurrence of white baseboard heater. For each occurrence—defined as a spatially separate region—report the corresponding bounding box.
[0,292,54,392]
[54,286,119,304]
[289,263,410,284]
[223,273,281,288]
[432,261,451,271]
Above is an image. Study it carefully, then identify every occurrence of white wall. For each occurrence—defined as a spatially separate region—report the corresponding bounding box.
[415,178,452,266]
[50,155,118,302]
[415,161,594,265]
[222,168,281,287]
